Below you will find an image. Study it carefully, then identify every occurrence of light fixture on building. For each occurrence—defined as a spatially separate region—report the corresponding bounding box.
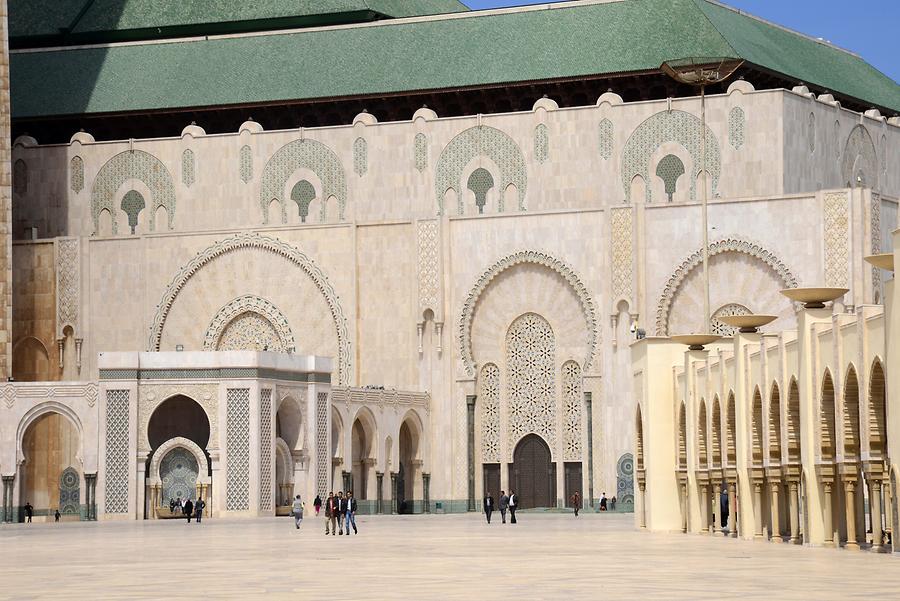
[175,344,184,352]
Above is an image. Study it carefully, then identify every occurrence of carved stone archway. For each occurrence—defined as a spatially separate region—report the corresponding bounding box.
[90,150,175,234]
[457,250,598,377]
[203,295,296,352]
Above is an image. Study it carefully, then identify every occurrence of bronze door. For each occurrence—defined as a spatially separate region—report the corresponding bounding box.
[512,434,554,508]
[483,464,501,504]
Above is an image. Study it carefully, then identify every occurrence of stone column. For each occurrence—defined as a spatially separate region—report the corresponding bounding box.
[843,476,860,550]
[679,480,688,533]
[466,395,476,512]
[708,481,719,534]
[822,481,835,547]
[423,473,431,513]
[585,392,594,507]
[869,478,884,552]
[769,481,782,542]
[390,471,398,514]
[638,480,647,528]
[699,482,710,535]
[1,476,9,522]
[788,480,800,544]
[753,480,764,539]
[728,480,738,538]
[376,472,384,514]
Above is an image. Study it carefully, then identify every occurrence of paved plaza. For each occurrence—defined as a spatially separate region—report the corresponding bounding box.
[2,512,899,600]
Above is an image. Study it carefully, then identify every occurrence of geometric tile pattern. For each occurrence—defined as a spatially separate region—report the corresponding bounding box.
[710,303,751,337]
[204,294,295,353]
[353,137,367,177]
[159,447,199,502]
[240,145,253,183]
[435,125,526,214]
[506,313,556,459]
[56,238,79,336]
[616,452,634,509]
[598,118,613,160]
[59,467,80,514]
[416,220,439,314]
[610,207,633,305]
[91,150,175,234]
[104,389,130,514]
[414,133,428,172]
[316,392,329,497]
[218,313,284,353]
[259,388,273,512]
[182,149,195,187]
[622,110,720,203]
[728,107,745,150]
[562,360,583,461]
[226,388,251,511]
[534,124,549,164]
[70,156,84,193]
[259,138,346,224]
[823,191,850,288]
[655,154,685,202]
[478,363,500,462]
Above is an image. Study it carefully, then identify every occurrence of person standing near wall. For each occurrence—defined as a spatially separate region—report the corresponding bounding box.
[195,497,205,523]
[483,492,494,524]
[184,498,194,523]
[572,491,581,517]
[24,502,33,523]
[337,491,346,535]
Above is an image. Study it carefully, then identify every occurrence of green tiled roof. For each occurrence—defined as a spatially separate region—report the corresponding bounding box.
[9,0,900,120]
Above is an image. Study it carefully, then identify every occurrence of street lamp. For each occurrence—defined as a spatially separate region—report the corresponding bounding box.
[661,58,743,333]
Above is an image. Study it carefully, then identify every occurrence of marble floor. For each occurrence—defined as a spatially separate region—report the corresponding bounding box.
[1,512,898,600]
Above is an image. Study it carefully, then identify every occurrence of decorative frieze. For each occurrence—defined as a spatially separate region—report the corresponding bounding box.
[70,156,84,193]
[56,238,79,337]
[259,388,273,512]
[610,207,633,306]
[506,313,556,458]
[823,192,850,288]
[534,123,549,163]
[416,220,439,315]
[353,137,367,177]
[479,363,500,462]
[91,150,175,234]
[203,295,295,353]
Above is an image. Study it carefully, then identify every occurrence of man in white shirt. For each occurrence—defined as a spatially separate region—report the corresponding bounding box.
[508,490,518,524]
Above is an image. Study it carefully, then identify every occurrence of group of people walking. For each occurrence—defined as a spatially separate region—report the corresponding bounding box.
[292,491,360,535]
[168,496,205,523]
[482,490,518,524]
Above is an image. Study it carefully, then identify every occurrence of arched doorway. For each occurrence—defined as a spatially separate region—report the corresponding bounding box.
[20,411,81,521]
[148,395,210,451]
[511,434,554,509]
[350,410,376,501]
[398,418,421,514]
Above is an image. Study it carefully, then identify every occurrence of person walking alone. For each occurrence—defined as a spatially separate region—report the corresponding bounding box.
[499,491,509,524]
[24,502,33,523]
[483,492,494,524]
[54,509,60,523]
[195,497,205,523]
[345,491,358,535]
[291,495,304,529]
[336,491,346,535]
[599,492,608,511]
[571,491,581,517]
[314,494,322,517]
[184,498,194,523]
[508,490,518,524]
[325,492,338,535]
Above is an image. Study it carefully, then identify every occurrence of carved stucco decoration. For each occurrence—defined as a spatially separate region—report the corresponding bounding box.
[0,382,97,409]
[841,125,878,189]
[56,238,79,337]
[435,125,527,215]
[203,295,296,352]
[610,207,634,308]
[138,383,219,452]
[871,193,883,302]
[458,250,599,377]
[147,232,351,384]
[259,138,346,224]
[655,238,799,335]
[416,220,440,314]
[90,149,176,234]
[823,191,850,288]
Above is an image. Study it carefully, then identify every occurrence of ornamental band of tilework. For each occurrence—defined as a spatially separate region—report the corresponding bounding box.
[59,467,80,514]
[621,109,721,203]
[90,150,176,234]
[70,156,84,193]
[239,145,253,183]
[259,138,346,224]
[56,238,79,336]
[226,388,251,511]
[104,389,130,514]
[534,123,549,163]
[203,295,296,353]
[610,207,634,306]
[457,250,599,377]
[259,388,273,512]
[434,125,527,214]
[823,191,850,288]
[148,232,351,384]
[562,360,583,461]
[353,137,367,177]
[181,149,195,187]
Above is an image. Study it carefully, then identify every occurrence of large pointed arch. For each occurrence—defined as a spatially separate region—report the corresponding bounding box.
[91,150,175,234]
[841,125,878,189]
[458,249,598,377]
[820,369,836,462]
[147,232,351,384]
[769,382,782,465]
[868,358,887,459]
[842,365,861,460]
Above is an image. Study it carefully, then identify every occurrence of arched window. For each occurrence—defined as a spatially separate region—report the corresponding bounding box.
[290,180,316,223]
[467,168,494,214]
[655,154,685,202]
[121,190,146,234]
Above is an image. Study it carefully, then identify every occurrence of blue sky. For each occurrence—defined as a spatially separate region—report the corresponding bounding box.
[464,0,899,84]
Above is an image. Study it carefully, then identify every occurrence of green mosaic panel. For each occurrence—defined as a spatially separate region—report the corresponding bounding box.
[353,137,367,177]
[240,145,253,183]
[534,123,549,163]
[121,190,145,234]
[435,125,526,215]
[259,138,346,224]
[655,154,685,202]
[621,110,720,203]
[728,107,744,150]
[91,150,175,234]
[181,149,195,186]
[467,167,493,213]
[291,180,316,222]
[70,156,84,193]
[414,133,428,172]
[598,118,613,160]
